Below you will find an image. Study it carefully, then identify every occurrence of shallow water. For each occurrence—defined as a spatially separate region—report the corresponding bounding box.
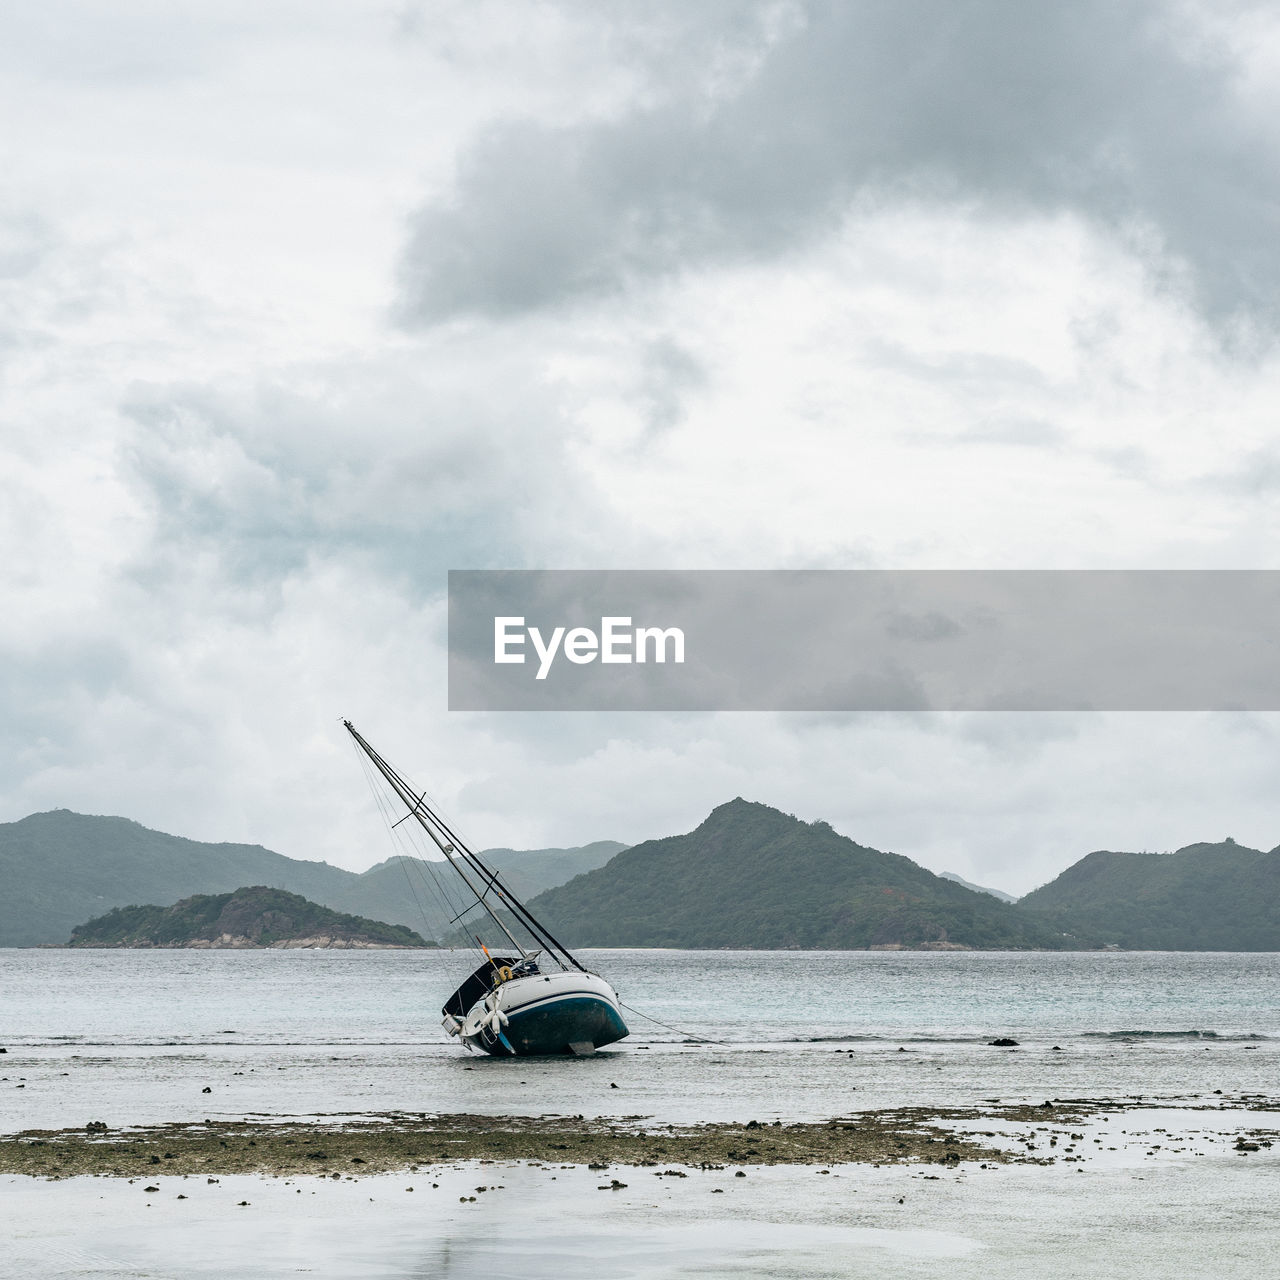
[4,1151,1279,1279]
[3,948,1278,1278]
[2,949,1278,1132]
[9,948,1279,1047]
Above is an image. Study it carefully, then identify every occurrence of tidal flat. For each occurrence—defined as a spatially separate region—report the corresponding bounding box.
[4,1097,1278,1179]
[6,950,1280,1276]
[4,1102,1280,1280]
[0,1107,1013,1177]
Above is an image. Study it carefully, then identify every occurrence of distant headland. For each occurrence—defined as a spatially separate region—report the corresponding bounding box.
[0,808,622,948]
[66,886,431,949]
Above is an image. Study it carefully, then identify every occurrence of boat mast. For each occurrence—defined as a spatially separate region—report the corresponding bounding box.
[344,721,586,971]
[410,781,588,974]
[344,720,527,957]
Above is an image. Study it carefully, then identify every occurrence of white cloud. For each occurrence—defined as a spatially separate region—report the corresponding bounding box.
[3,1,1280,892]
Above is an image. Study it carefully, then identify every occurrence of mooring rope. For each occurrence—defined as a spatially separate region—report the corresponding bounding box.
[618,1001,729,1047]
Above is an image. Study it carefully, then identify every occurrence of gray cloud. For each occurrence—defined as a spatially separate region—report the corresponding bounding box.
[10,0,1280,889]
[109,321,679,641]
[399,0,1279,328]
[885,610,963,643]
[638,337,708,435]
[0,211,55,279]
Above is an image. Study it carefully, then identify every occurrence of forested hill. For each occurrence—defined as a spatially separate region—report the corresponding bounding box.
[529,798,1074,950]
[1017,839,1280,950]
[68,886,428,948]
[15,806,1278,953]
[0,809,624,947]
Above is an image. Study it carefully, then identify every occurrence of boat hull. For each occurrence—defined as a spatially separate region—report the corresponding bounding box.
[460,971,628,1057]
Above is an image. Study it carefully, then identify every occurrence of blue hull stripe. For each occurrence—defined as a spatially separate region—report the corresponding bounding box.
[502,989,613,1018]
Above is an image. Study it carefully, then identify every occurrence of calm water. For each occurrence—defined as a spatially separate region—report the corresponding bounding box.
[3,949,1277,1131]
[4,949,1279,1279]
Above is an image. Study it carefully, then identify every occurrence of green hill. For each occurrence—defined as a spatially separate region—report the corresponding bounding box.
[1018,839,1280,949]
[482,842,627,901]
[940,871,1015,903]
[325,842,626,931]
[0,809,626,947]
[0,811,352,948]
[68,886,428,948]
[529,798,1076,949]
[17,806,1278,953]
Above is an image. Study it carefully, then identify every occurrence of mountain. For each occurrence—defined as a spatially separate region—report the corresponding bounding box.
[483,843,627,901]
[19,806,1277,952]
[67,886,429,948]
[0,810,351,948]
[0,810,625,947]
[321,842,626,931]
[939,872,1016,903]
[528,798,1074,949]
[1018,839,1280,950]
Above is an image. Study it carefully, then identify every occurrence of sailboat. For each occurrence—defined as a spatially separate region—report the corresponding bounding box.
[344,721,629,1057]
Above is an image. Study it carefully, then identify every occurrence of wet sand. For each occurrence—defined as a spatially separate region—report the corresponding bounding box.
[4,1096,1277,1179]
[4,1106,1280,1280]
[0,1108,1011,1177]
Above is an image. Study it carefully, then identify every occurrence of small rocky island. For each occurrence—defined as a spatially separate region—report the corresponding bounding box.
[67,886,432,949]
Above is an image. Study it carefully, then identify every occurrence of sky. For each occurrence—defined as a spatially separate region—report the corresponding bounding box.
[4,0,1280,895]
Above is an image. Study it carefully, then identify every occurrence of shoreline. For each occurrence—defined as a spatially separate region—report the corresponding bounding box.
[5,1097,1277,1179]
[56,938,432,950]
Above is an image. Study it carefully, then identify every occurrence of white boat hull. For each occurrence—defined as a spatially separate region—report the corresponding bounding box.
[455,970,628,1056]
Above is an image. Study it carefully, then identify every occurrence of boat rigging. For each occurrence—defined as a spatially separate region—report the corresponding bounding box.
[344,720,629,1057]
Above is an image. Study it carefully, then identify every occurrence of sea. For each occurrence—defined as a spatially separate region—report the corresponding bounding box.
[3,948,1279,1278]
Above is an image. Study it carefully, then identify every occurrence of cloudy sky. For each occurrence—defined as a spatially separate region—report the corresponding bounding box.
[5,0,1280,894]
